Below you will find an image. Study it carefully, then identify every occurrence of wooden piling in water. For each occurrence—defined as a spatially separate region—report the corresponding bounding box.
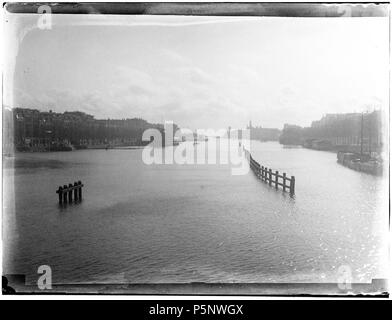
[63,185,68,203]
[269,169,272,186]
[275,171,279,189]
[56,186,63,204]
[282,173,287,192]
[68,183,73,202]
[290,176,295,196]
[78,181,82,200]
[73,182,78,200]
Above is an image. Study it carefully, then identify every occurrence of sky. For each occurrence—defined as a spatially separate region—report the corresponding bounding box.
[4,14,389,130]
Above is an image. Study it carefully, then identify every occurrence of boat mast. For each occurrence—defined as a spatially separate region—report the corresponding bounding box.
[368,111,372,155]
[360,112,364,155]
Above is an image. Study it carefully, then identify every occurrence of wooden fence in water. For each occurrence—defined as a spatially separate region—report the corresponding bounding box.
[243,148,295,196]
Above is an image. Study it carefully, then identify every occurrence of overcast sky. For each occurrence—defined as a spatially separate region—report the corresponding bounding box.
[4,14,389,130]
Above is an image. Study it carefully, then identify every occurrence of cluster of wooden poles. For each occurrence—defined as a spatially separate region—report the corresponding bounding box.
[56,181,84,204]
[243,148,295,196]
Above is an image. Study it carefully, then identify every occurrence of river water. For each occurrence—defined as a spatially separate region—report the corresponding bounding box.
[2,141,389,284]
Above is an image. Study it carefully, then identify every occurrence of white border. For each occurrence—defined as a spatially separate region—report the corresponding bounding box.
[1,0,390,301]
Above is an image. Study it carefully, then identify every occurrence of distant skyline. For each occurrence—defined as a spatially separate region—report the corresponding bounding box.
[4,14,389,130]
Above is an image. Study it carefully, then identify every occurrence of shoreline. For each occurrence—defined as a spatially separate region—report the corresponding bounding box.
[6,144,147,154]
[279,143,384,176]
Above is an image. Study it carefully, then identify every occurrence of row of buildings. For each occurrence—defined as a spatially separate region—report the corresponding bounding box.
[3,107,173,153]
[279,110,385,155]
[247,121,281,142]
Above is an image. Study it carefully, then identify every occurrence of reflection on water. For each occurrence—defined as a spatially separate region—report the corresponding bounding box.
[2,141,389,284]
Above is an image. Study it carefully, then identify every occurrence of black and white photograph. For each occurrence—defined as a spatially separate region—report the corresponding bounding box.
[1,2,390,298]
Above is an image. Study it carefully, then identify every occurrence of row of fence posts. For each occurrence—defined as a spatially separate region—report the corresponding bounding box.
[243,148,295,196]
[56,181,84,204]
